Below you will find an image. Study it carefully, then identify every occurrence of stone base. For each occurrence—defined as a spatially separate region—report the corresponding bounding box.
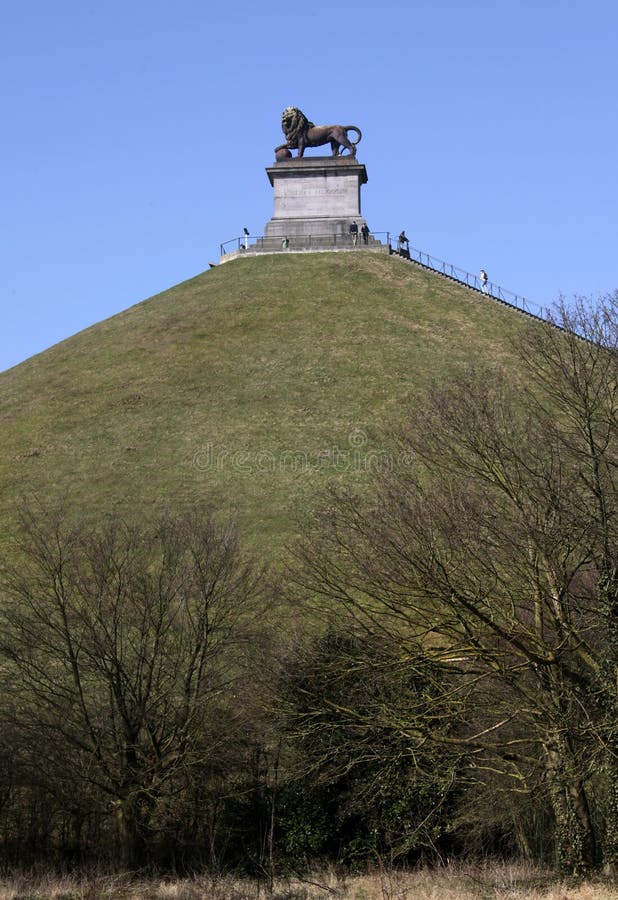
[264,216,367,240]
[264,156,368,240]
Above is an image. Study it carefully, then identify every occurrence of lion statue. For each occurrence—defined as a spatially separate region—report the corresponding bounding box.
[274,107,362,159]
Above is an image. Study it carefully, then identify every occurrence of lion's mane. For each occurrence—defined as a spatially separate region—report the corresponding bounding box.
[281,107,314,149]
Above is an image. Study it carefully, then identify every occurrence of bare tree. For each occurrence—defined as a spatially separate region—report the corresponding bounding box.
[289,295,618,873]
[0,500,267,868]
[523,295,618,869]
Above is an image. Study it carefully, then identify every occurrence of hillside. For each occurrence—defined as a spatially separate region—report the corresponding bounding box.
[0,252,528,553]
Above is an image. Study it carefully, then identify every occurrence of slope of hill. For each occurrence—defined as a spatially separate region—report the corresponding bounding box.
[0,252,528,552]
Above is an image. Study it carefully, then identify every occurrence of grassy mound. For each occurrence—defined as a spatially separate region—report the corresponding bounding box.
[0,252,527,551]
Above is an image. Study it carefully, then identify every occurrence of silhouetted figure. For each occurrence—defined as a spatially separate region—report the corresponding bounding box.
[361,223,370,245]
[349,221,359,247]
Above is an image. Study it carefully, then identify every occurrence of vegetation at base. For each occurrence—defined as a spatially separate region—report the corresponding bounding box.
[0,862,616,899]
[274,629,458,869]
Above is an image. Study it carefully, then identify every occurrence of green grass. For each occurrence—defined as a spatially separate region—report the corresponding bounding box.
[0,252,529,553]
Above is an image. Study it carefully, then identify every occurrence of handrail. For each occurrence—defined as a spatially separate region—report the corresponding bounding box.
[389,239,544,318]
[218,232,546,321]
[220,232,391,255]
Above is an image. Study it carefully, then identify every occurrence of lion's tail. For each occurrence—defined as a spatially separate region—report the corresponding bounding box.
[345,126,362,146]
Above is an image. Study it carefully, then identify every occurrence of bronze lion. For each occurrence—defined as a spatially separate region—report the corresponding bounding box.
[275,107,362,159]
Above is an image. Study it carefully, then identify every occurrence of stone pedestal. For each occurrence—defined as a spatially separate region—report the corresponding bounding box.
[264,156,368,240]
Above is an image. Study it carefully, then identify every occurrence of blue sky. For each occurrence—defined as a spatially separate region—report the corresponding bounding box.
[2,1,617,372]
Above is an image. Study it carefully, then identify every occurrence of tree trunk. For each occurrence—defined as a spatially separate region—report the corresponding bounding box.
[602,755,618,874]
[544,739,596,874]
[600,572,618,871]
[116,790,154,869]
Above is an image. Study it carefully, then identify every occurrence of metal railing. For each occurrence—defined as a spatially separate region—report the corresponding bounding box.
[220,232,391,255]
[389,240,544,318]
[218,232,546,322]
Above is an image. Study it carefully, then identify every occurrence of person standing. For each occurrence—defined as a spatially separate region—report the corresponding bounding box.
[480,269,488,293]
[243,227,250,250]
[361,223,370,245]
[349,221,359,247]
[397,230,410,258]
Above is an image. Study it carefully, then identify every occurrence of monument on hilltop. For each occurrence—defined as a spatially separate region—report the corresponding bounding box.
[220,108,388,260]
[263,107,370,246]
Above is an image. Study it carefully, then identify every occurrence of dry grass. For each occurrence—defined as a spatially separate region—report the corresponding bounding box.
[0,863,617,900]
